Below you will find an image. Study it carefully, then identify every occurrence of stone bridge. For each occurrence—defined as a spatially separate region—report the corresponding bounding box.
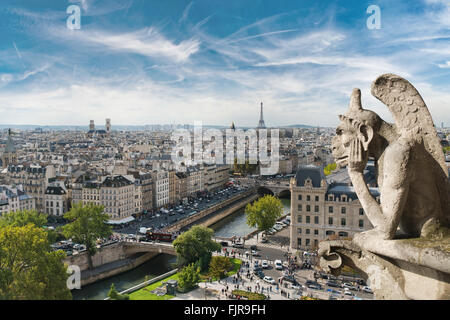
[122,241,176,256]
[256,179,291,197]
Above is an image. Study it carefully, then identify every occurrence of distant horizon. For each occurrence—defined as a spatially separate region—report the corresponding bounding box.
[0,123,322,129]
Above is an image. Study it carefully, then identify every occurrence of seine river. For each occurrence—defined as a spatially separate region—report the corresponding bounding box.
[211,197,291,238]
[72,196,290,300]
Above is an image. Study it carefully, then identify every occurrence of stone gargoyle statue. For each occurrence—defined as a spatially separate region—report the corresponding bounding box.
[331,73,449,241]
[319,74,450,299]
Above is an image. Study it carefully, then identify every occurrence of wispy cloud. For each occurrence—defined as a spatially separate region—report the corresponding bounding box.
[0,0,449,127]
[179,1,193,24]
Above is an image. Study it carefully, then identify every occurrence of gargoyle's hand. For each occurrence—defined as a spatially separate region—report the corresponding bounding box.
[348,139,368,173]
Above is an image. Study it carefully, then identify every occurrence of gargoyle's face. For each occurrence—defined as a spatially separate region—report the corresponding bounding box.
[332,121,355,168]
[332,118,372,168]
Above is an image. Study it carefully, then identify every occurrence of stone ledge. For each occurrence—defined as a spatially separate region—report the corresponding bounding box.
[318,237,450,300]
[353,234,450,275]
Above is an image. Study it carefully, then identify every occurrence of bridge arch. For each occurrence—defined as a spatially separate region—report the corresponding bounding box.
[257,186,274,196]
[277,189,291,199]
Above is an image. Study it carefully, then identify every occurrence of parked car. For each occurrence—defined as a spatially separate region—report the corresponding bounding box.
[220,241,229,247]
[326,281,341,288]
[263,276,276,285]
[274,260,283,270]
[232,242,244,248]
[305,280,322,290]
[343,283,358,291]
[327,288,342,295]
[255,270,265,279]
[273,224,283,231]
[344,288,354,296]
[362,286,373,294]
[250,245,258,250]
[279,275,299,286]
[261,260,269,269]
[251,250,260,256]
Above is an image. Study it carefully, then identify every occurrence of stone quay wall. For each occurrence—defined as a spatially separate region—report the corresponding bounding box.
[166,188,258,232]
[64,241,127,272]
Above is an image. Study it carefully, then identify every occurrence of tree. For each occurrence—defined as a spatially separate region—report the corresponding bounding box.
[0,210,47,228]
[0,224,71,300]
[0,209,65,243]
[172,225,221,271]
[178,263,200,290]
[208,256,232,279]
[324,163,337,176]
[108,283,129,300]
[245,195,283,240]
[62,203,112,269]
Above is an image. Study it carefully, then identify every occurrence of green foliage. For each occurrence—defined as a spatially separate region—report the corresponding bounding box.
[178,263,200,290]
[172,225,221,271]
[62,203,112,269]
[47,228,66,244]
[232,290,266,300]
[108,283,129,300]
[245,195,283,233]
[233,158,258,175]
[208,256,233,279]
[324,163,337,176]
[443,146,450,154]
[0,210,47,228]
[0,224,71,300]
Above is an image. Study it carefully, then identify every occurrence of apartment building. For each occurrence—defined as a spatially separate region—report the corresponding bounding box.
[186,166,202,197]
[45,185,67,216]
[100,175,134,220]
[82,181,101,206]
[6,164,56,212]
[168,170,176,205]
[175,172,188,204]
[289,166,377,250]
[151,170,169,208]
[0,185,35,216]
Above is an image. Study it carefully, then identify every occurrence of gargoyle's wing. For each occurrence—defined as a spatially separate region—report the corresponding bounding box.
[371,73,447,176]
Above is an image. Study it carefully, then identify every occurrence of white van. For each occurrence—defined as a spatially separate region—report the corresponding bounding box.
[139,227,147,234]
[275,260,283,270]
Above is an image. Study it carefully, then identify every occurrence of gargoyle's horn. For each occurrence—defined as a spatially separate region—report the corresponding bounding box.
[349,88,362,111]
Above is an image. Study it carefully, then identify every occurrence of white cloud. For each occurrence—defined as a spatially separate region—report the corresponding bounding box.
[78,28,200,63]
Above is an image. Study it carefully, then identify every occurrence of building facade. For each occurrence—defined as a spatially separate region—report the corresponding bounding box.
[100,175,134,220]
[290,166,377,250]
[152,170,169,208]
[45,185,67,216]
[6,164,55,212]
[0,185,35,216]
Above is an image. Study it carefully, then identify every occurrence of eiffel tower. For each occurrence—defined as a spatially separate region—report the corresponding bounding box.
[257,102,266,129]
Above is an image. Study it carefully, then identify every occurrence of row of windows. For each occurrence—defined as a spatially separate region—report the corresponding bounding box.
[298,195,320,202]
[297,238,319,247]
[46,201,61,207]
[297,228,319,235]
[297,194,360,203]
[297,216,365,228]
[298,205,365,215]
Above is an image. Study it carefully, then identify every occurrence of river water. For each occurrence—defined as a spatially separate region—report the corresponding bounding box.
[71,254,177,300]
[72,196,290,300]
[211,197,291,238]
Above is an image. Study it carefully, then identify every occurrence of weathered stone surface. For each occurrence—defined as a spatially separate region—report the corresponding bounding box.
[320,74,450,300]
[331,74,449,240]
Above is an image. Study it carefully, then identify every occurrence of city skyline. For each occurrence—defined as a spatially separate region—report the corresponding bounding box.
[0,1,450,127]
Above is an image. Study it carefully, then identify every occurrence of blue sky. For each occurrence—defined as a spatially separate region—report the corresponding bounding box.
[0,0,449,127]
